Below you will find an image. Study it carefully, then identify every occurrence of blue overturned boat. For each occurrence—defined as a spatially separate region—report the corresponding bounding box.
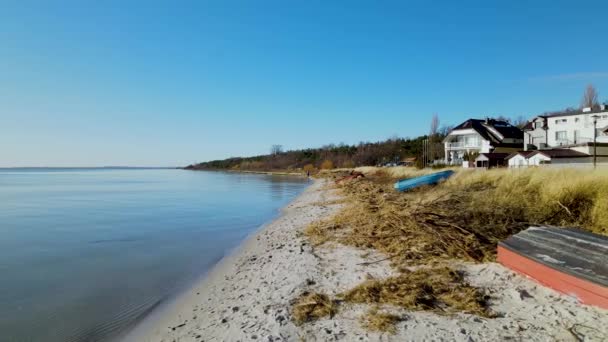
[393,170,455,192]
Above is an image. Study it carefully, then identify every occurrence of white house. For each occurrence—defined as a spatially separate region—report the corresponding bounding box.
[523,105,608,150]
[506,151,534,168]
[526,149,590,166]
[443,118,524,165]
[508,105,608,168]
[474,153,509,168]
[507,146,608,168]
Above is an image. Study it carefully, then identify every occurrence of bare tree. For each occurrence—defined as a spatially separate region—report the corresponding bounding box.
[439,125,453,137]
[429,114,440,161]
[512,115,529,129]
[543,107,577,116]
[494,115,511,123]
[430,113,439,137]
[581,84,599,109]
[270,144,283,155]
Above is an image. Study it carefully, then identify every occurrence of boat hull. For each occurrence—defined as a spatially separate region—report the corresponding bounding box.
[497,226,608,309]
[393,170,454,192]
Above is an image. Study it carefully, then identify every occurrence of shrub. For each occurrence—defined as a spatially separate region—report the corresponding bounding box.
[342,160,355,168]
[303,164,316,173]
[321,160,334,170]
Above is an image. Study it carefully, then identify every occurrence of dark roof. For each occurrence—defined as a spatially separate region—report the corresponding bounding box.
[529,149,589,159]
[505,151,535,160]
[491,123,525,140]
[447,119,524,145]
[522,117,550,131]
[540,107,608,119]
[495,143,527,149]
[476,153,510,160]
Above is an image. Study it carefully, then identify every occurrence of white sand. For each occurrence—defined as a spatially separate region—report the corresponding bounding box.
[125,179,608,342]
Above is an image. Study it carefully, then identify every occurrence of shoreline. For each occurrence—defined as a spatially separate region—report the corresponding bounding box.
[123,176,608,342]
[225,170,305,176]
[183,168,306,177]
[121,178,340,341]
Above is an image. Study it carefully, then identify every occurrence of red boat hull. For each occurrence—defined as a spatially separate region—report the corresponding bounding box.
[498,245,608,309]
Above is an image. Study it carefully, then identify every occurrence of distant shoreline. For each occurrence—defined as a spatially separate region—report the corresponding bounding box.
[0,167,178,170]
[226,170,305,176]
[183,167,306,177]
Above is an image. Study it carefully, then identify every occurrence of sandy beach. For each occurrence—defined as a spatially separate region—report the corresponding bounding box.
[124,178,608,342]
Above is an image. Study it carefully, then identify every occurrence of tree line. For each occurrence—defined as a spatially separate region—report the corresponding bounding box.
[185,134,446,171]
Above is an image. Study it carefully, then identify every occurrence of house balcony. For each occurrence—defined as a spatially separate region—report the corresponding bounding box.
[445,142,482,150]
[555,137,593,146]
[449,158,464,166]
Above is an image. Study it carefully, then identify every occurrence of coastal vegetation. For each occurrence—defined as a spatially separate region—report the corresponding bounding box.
[297,167,608,332]
[359,308,402,334]
[339,266,492,317]
[291,292,338,325]
[185,136,441,171]
[185,113,530,172]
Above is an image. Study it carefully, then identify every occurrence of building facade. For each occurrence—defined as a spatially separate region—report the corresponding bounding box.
[523,105,608,151]
[443,118,524,165]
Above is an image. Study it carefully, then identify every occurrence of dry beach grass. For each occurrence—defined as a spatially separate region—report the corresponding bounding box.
[359,308,402,334]
[291,292,338,325]
[312,166,608,263]
[339,266,492,316]
[302,166,608,333]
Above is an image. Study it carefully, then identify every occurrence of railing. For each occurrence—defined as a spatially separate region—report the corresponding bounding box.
[555,137,593,146]
[449,158,464,165]
[445,142,482,149]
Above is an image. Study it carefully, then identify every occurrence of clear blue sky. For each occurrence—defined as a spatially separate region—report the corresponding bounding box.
[2,1,608,167]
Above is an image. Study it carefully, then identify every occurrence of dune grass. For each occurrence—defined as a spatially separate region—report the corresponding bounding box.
[291,292,337,325]
[354,166,439,179]
[299,167,608,332]
[309,167,608,266]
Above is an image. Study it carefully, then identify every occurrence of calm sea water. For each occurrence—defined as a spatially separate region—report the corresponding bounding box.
[0,168,309,342]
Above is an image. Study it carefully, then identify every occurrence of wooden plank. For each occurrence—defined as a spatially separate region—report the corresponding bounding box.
[498,246,608,309]
[497,226,608,309]
[499,226,608,287]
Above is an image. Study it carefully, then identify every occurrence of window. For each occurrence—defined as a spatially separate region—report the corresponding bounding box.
[554,119,567,124]
[575,118,580,123]
[534,122,542,129]
[555,131,567,141]
[603,115,608,119]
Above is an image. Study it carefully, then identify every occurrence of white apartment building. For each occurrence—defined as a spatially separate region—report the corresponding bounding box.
[523,105,608,150]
